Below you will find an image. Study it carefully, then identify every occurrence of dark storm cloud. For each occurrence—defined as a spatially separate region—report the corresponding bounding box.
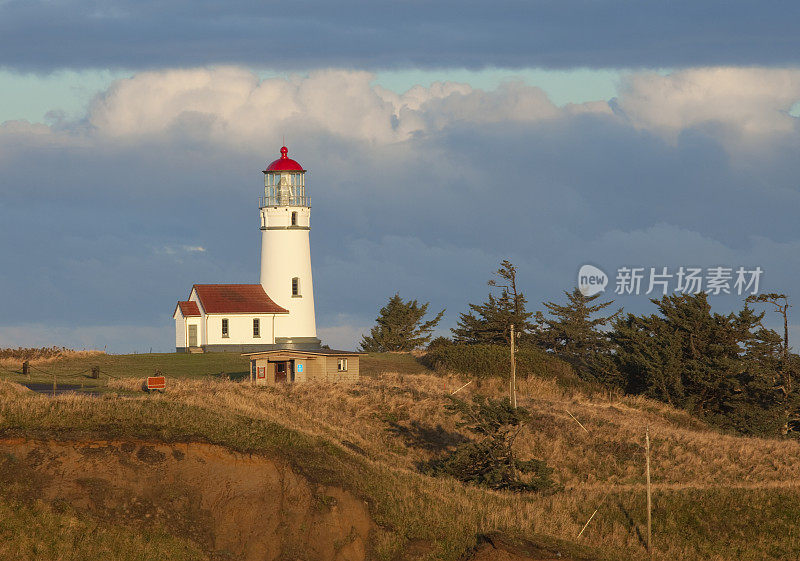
[1,0,799,71]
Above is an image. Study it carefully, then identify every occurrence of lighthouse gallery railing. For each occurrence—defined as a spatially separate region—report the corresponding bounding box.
[259,195,312,208]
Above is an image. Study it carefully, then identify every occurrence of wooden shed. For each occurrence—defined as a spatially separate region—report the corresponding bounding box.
[243,349,363,386]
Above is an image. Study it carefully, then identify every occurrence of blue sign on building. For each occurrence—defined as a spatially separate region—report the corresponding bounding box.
[297,364,303,373]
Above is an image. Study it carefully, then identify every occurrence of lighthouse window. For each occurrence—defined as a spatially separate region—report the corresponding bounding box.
[221,318,229,338]
[291,212,297,226]
[253,318,260,338]
[292,277,301,297]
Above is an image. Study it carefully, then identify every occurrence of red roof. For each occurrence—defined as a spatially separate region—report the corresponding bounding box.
[192,284,288,314]
[265,146,304,172]
[176,301,201,317]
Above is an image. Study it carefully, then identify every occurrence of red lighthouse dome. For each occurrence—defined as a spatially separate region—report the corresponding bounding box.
[265,146,305,172]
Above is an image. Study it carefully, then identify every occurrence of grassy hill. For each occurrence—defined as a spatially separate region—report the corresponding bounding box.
[1,351,800,560]
[0,351,428,391]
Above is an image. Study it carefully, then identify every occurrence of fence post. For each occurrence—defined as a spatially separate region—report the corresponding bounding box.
[510,324,517,408]
[22,361,29,378]
[91,366,100,379]
[646,425,652,555]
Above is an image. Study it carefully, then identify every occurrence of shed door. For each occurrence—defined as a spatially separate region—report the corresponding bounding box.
[188,325,198,347]
[275,362,287,383]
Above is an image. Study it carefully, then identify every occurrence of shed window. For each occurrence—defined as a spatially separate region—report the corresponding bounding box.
[292,277,301,297]
[221,318,229,338]
[337,358,348,372]
[253,318,260,338]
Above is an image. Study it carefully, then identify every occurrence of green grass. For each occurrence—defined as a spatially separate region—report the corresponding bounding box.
[576,487,800,560]
[0,497,207,561]
[0,352,251,392]
[0,351,429,392]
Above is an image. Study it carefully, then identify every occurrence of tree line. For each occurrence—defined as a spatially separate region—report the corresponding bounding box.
[360,260,797,437]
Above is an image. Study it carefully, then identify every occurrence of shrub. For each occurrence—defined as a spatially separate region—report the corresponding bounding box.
[423,395,560,493]
[422,342,574,381]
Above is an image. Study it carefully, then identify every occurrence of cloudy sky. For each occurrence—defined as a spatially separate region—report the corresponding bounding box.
[2,1,800,352]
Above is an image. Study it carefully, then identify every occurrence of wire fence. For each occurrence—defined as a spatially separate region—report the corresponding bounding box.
[28,364,94,379]
[0,360,128,395]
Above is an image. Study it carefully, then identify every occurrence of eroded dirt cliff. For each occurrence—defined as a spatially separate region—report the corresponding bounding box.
[0,438,373,561]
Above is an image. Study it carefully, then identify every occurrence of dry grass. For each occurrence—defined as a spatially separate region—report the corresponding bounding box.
[128,371,800,491]
[3,368,800,560]
[0,348,104,368]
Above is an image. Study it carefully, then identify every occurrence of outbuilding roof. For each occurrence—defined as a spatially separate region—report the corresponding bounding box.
[242,349,364,358]
[192,284,289,314]
[176,301,201,317]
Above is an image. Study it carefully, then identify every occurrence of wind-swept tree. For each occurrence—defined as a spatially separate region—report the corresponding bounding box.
[425,395,559,493]
[728,321,786,435]
[746,293,800,435]
[452,260,533,344]
[359,293,445,352]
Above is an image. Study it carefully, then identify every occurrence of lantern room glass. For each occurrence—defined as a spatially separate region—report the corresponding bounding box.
[261,171,309,207]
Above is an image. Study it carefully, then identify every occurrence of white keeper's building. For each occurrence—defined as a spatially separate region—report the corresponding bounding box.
[173,146,323,353]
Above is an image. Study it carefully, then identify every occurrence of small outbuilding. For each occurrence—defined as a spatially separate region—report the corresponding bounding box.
[243,349,363,386]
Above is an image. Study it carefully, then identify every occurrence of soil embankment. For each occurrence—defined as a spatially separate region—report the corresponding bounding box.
[0,438,373,561]
[0,438,596,561]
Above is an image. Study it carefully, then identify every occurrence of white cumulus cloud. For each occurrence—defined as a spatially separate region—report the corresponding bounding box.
[615,67,800,144]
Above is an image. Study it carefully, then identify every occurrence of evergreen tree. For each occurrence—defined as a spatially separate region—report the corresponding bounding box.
[613,293,780,431]
[745,293,800,435]
[425,395,559,493]
[727,324,785,435]
[613,311,686,404]
[452,260,533,344]
[533,288,622,385]
[359,293,445,352]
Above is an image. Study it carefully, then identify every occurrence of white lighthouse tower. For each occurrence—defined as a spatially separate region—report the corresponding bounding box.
[259,146,321,350]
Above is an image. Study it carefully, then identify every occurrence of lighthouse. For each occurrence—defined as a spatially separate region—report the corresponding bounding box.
[172,143,361,379]
[173,145,325,353]
[258,146,321,350]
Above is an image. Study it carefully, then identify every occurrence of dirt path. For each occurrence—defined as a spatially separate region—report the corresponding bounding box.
[567,480,800,492]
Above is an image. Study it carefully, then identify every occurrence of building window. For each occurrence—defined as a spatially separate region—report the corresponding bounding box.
[292,277,301,297]
[337,358,348,372]
[291,211,297,226]
[221,318,229,338]
[253,318,260,338]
